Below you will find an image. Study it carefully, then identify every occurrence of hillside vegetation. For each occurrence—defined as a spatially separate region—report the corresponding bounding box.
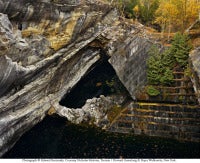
[106,0,199,30]
[105,0,200,46]
[104,0,199,96]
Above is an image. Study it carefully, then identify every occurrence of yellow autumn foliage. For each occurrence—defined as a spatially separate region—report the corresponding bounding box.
[155,0,199,32]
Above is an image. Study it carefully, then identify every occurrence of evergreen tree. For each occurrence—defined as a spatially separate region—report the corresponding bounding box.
[170,32,192,68]
[147,33,192,86]
[147,45,163,85]
[162,48,175,68]
[147,45,174,86]
[160,67,174,85]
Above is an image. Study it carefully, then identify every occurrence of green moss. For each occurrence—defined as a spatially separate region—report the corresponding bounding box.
[146,85,160,96]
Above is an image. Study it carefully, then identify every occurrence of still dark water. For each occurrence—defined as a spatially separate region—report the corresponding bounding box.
[3,115,200,158]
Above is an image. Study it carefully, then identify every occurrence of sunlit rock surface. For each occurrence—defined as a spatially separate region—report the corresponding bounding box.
[55,95,125,127]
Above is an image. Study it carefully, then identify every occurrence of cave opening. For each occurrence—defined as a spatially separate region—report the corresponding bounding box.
[59,57,129,108]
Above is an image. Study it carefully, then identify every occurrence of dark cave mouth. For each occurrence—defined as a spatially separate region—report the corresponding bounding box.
[59,59,129,108]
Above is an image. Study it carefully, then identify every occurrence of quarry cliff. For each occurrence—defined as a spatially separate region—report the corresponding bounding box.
[0,0,152,156]
[0,0,199,157]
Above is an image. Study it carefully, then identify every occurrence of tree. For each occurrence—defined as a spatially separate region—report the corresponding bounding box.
[133,5,139,20]
[160,67,174,85]
[162,48,175,68]
[170,32,192,67]
[147,45,163,85]
[124,0,139,18]
[147,45,175,86]
[155,0,178,39]
[175,0,199,31]
[155,0,199,33]
[138,0,159,25]
[147,33,192,85]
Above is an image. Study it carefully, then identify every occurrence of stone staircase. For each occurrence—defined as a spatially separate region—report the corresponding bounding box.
[107,69,200,142]
[107,102,200,142]
[136,69,198,104]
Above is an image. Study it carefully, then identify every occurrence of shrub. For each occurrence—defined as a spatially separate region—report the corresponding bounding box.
[146,85,160,96]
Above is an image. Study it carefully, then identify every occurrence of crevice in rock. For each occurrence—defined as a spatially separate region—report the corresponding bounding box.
[59,52,130,108]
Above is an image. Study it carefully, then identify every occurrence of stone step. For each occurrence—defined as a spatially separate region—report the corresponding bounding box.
[173,71,184,74]
[143,96,199,104]
[173,78,190,81]
[131,102,200,108]
[122,108,200,119]
[129,102,200,112]
[114,120,200,134]
[108,102,200,142]
[166,93,196,96]
[155,86,194,89]
[109,123,200,142]
[146,122,200,133]
[117,114,200,126]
